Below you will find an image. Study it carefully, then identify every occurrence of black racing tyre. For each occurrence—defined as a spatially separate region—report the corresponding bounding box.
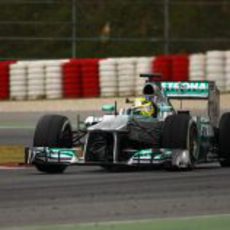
[33,114,72,174]
[162,114,198,170]
[219,112,230,167]
[33,114,73,148]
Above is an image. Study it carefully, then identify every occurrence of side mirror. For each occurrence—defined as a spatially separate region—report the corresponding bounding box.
[101,104,115,113]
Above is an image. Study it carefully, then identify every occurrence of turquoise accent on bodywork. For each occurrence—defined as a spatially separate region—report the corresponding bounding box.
[132,149,173,161]
[102,104,115,113]
[37,148,78,160]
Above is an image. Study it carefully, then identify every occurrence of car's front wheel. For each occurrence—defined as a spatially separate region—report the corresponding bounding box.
[33,114,73,173]
[33,114,73,148]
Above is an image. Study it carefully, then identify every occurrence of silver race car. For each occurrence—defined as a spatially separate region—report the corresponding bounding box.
[25,74,230,173]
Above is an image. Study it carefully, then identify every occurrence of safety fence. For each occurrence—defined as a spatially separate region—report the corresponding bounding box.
[0,50,229,101]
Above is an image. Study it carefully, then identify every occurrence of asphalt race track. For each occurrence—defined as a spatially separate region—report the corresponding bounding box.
[0,112,230,228]
[1,164,230,228]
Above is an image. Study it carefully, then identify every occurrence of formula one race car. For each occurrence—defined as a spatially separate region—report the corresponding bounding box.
[25,74,230,173]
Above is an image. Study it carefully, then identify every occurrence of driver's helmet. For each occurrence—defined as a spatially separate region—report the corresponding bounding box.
[133,97,155,117]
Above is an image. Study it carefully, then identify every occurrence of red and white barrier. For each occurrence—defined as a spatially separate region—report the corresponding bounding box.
[171,55,189,81]
[0,50,228,101]
[63,59,82,98]
[81,59,100,98]
[9,62,28,100]
[0,61,13,100]
[152,55,172,81]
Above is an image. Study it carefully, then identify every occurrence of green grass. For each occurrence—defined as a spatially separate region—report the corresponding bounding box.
[7,214,230,230]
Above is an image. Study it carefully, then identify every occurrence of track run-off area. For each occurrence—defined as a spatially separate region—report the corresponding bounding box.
[0,105,229,229]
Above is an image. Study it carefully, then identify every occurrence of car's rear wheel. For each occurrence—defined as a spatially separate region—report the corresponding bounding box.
[33,114,73,173]
[219,112,230,167]
[162,114,198,170]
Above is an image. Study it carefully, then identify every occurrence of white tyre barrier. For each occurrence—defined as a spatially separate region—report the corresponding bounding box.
[28,85,45,91]
[10,74,27,82]
[45,78,62,85]
[99,58,118,97]
[10,69,27,76]
[99,81,117,87]
[206,59,225,66]
[10,84,27,92]
[99,63,117,72]
[189,65,205,72]
[45,73,62,79]
[99,72,117,79]
[206,65,225,74]
[9,62,28,100]
[27,61,45,100]
[46,85,62,91]
[190,70,205,77]
[135,57,154,95]
[44,60,68,99]
[189,54,206,81]
[225,65,230,73]
[206,51,225,59]
[100,87,117,92]
[225,51,230,58]
[206,73,225,80]
[117,58,136,96]
[225,50,230,91]
[100,72,117,79]
[46,91,62,99]
[27,73,44,80]
[189,54,205,63]
[206,50,225,92]
[100,92,118,97]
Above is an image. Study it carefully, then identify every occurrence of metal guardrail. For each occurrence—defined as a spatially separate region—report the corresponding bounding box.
[0,0,228,59]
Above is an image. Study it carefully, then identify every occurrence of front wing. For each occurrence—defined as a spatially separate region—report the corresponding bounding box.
[25,147,192,169]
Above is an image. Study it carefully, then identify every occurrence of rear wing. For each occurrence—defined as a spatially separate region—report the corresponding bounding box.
[161,81,220,126]
[143,80,220,127]
[160,81,210,99]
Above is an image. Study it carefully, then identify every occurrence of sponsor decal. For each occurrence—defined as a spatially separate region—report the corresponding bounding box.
[161,82,209,98]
